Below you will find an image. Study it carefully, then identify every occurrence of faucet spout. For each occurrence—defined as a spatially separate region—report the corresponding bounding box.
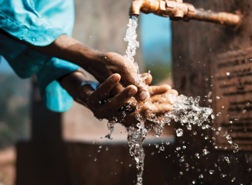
[129,0,164,16]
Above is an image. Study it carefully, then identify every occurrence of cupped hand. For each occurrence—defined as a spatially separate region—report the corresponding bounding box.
[90,52,150,101]
[79,73,139,123]
[78,71,178,128]
[122,83,178,127]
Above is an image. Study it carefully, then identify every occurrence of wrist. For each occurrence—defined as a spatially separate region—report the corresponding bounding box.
[78,81,100,106]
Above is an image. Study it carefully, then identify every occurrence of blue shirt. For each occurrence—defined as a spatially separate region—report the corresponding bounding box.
[0,0,80,112]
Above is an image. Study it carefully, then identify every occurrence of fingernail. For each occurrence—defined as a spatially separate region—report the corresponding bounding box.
[112,74,119,81]
[129,88,136,96]
[139,91,149,100]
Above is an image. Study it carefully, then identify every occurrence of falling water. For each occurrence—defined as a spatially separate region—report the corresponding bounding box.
[106,15,239,185]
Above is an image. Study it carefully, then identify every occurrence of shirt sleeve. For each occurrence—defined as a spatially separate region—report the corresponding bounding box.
[0,0,79,112]
[0,0,68,46]
[36,58,80,112]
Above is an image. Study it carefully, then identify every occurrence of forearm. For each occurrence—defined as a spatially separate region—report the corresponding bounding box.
[0,29,105,79]
[33,35,104,72]
[24,34,115,83]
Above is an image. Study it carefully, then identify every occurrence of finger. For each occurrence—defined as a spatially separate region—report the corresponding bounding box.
[122,72,150,101]
[148,85,171,96]
[140,73,152,85]
[138,104,173,120]
[135,83,150,101]
[122,112,140,127]
[110,83,124,97]
[152,104,173,115]
[122,104,173,127]
[150,92,176,104]
[168,89,179,97]
[117,58,149,101]
[109,85,138,111]
[92,74,120,101]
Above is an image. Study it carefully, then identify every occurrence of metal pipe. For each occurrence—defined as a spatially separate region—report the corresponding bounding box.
[192,9,241,27]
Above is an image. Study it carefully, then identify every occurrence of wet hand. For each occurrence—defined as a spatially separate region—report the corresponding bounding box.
[122,84,179,127]
[79,73,139,123]
[91,52,150,101]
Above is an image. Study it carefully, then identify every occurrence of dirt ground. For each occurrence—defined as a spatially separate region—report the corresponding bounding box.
[0,147,16,185]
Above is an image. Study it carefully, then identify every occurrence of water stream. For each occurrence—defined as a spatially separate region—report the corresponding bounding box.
[106,15,239,185]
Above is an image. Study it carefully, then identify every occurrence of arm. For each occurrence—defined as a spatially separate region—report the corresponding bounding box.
[0,29,149,101]
[38,35,149,101]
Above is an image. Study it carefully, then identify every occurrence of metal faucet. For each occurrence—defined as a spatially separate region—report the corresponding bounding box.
[129,0,241,27]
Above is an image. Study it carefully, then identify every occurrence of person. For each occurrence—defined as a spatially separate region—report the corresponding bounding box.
[0,0,177,127]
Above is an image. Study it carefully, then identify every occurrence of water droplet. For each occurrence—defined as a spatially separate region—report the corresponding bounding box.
[217,112,222,116]
[94,158,97,162]
[186,124,192,130]
[105,147,109,151]
[199,174,203,179]
[180,171,183,175]
[231,177,236,182]
[209,170,214,175]
[202,149,209,155]
[242,109,247,114]
[129,164,132,167]
[226,72,230,76]
[179,157,185,163]
[166,141,170,145]
[204,136,209,140]
[159,146,165,151]
[216,96,220,99]
[176,128,183,137]
[220,173,227,178]
[224,156,230,164]
[195,153,200,159]
[192,180,196,184]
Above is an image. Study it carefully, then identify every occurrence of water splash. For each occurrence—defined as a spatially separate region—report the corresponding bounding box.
[105,15,239,185]
[123,16,213,185]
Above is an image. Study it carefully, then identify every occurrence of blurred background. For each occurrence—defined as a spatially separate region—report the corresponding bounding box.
[1,0,252,184]
[0,0,172,184]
